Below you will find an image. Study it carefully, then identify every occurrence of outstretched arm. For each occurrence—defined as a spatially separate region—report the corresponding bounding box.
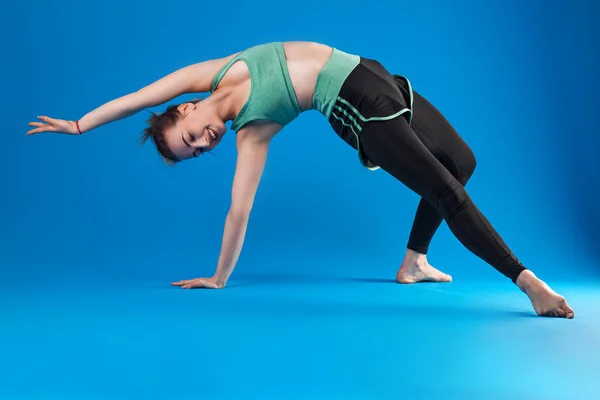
[27,53,238,136]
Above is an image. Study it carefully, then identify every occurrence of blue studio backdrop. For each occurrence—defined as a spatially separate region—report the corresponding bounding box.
[2,0,599,286]
[2,1,600,399]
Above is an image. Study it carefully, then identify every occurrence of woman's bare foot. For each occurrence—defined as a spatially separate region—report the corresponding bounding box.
[516,270,575,318]
[396,249,452,284]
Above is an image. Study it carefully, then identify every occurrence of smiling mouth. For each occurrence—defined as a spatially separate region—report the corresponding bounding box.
[208,128,217,142]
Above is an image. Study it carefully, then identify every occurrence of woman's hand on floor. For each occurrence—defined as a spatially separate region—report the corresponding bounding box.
[171,277,225,289]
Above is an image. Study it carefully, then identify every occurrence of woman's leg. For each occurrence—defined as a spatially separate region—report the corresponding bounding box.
[405,90,477,255]
[396,90,477,283]
[359,115,574,317]
[360,115,524,282]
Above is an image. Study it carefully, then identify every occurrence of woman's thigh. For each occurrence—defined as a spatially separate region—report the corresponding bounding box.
[409,90,477,179]
[359,115,458,204]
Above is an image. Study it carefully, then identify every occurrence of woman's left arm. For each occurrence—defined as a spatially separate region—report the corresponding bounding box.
[172,124,281,290]
[211,128,274,287]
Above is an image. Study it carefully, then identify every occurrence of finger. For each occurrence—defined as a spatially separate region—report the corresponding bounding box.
[28,122,46,128]
[172,279,195,286]
[183,280,205,289]
[26,127,52,135]
[38,115,56,124]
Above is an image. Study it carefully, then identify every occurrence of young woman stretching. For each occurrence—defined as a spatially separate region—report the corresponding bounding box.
[26,41,574,318]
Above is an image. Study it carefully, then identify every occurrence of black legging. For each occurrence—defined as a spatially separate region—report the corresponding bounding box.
[359,90,527,283]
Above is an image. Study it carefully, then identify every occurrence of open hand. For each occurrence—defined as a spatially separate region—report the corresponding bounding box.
[171,277,225,289]
[27,116,79,136]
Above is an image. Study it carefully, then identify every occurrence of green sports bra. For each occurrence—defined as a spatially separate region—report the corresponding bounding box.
[210,42,303,131]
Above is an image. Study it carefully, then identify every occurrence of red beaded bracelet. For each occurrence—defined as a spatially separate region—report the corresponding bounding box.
[75,120,82,135]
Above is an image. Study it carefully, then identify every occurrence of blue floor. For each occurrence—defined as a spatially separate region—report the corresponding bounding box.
[1,274,599,399]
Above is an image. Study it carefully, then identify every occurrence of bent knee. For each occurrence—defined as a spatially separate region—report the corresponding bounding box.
[457,149,477,182]
[466,150,477,175]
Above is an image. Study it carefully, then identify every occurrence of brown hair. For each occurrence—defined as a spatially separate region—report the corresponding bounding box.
[139,98,202,165]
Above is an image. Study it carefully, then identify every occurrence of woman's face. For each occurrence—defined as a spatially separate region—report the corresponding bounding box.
[165,102,227,161]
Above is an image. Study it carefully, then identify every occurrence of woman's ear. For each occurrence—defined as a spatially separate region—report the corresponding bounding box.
[177,102,195,116]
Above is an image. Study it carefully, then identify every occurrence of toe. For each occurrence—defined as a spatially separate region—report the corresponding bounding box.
[566,311,575,319]
[565,306,575,319]
[558,299,575,319]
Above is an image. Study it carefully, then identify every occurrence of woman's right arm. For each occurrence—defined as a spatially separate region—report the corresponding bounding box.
[27,53,238,136]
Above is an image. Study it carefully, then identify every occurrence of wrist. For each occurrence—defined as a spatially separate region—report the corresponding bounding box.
[69,120,83,135]
[212,275,227,288]
[75,120,83,134]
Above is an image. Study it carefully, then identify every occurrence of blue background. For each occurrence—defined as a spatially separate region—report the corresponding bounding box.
[2,0,599,399]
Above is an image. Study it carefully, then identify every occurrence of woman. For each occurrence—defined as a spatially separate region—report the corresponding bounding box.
[27,41,574,318]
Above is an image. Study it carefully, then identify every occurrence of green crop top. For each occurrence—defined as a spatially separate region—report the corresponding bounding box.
[210,42,302,131]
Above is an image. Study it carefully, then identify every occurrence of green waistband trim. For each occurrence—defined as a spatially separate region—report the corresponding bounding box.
[312,48,360,118]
